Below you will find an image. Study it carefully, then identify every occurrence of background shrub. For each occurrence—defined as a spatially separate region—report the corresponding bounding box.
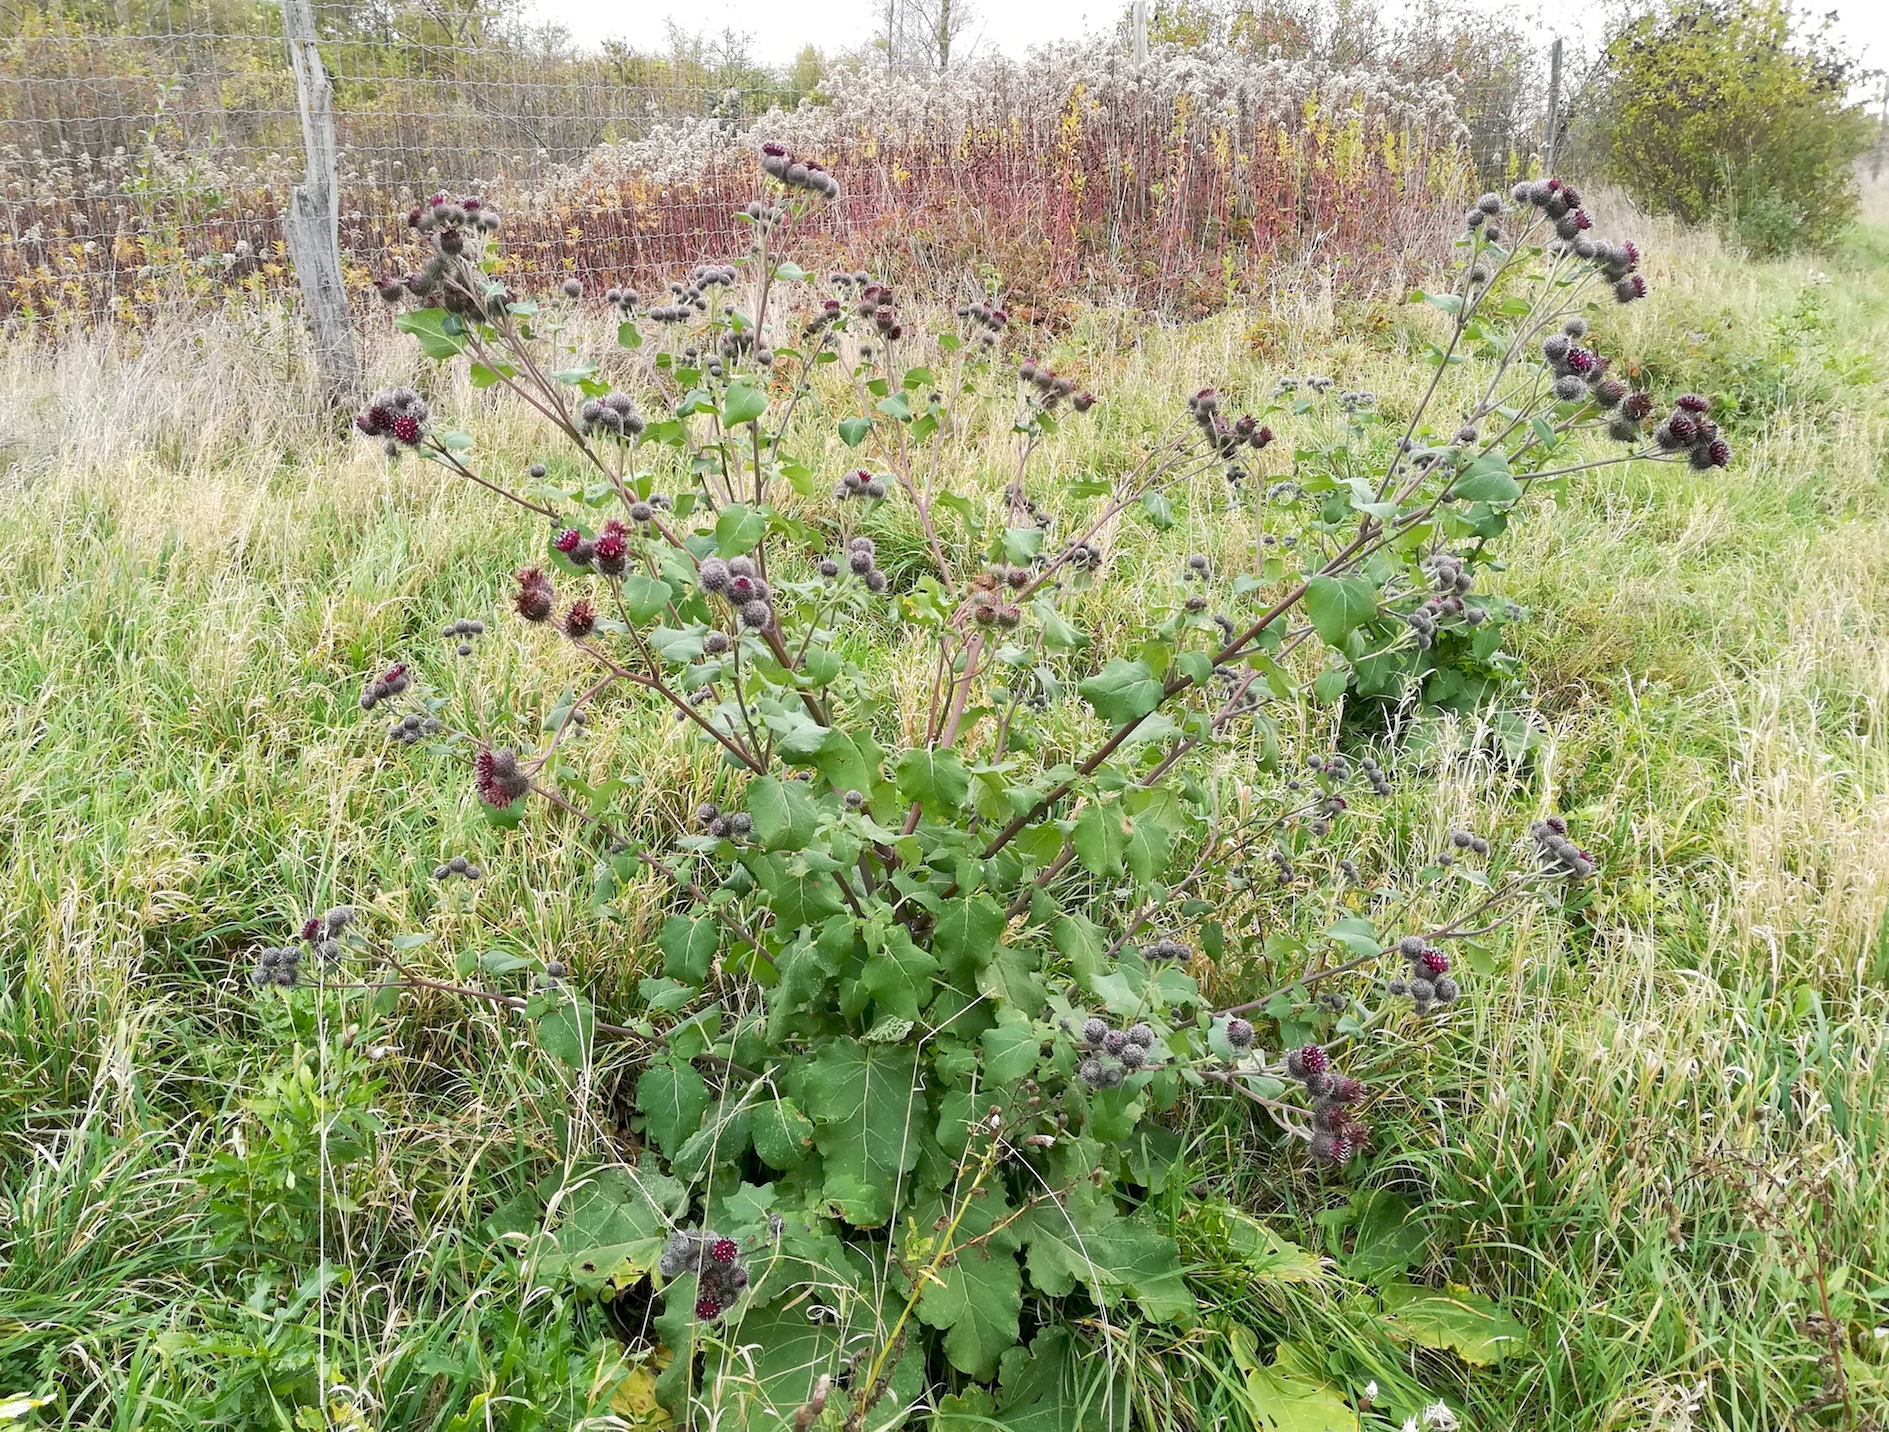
[1589,0,1873,255]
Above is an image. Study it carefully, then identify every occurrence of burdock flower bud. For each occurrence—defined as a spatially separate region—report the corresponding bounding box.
[1077,1058,1106,1088]
[1706,438,1731,468]
[594,532,627,577]
[1286,1044,1327,1079]
[563,600,597,641]
[1553,374,1588,402]
[817,558,839,578]
[1593,377,1626,409]
[1614,275,1647,303]
[1225,1017,1255,1049]
[1541,334,1571,366]
[1118,1042,1147,1069]
[513,567,555,622]
[1102,1029,1128,1056]
[739,599,772,629]
[1081,1016,1108,1045]
[475,747,529,807]
[1622,391,1655,421]
[561,278,582,299]
[698,558,731,594]
[703,630,731,655]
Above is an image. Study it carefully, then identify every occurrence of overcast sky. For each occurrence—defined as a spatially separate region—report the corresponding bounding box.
[518,0,1889,83]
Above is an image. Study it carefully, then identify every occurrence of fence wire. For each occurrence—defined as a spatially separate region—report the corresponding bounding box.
[2,4,1503,330]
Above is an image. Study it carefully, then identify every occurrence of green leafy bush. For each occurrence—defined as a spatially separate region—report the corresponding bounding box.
[1592,0,1872,255]
[245,166,1731,1427]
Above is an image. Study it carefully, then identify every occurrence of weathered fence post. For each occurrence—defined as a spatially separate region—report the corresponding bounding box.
[1543,37,1564,175]
[281,0,359,406]
[1132,0,1148,66]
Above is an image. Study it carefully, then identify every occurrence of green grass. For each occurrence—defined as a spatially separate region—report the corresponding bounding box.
[2,189,1888,1430]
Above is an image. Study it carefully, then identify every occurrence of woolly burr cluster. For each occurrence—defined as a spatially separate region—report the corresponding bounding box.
[1073,1016,1159,1088]
[579,392,645,440]
[695,801,754,841]
[813,536,889,594]
[1531,815,1595,880]
[353,387,430,455]
[1385,934,1461,1016]
[1138,937,1192,962]
[659,1229,751,1320]
[359,662,411,712]
[835,468,888,501]
[1018,360,1095,412]
[1406,552,1481,649]
[1284,1044,1368,1163]
[1653,394,1732,470]
[1187,386,1272,484]
[967,568,1023,628]
[954,296,1008,350]
[432,854,484,882]
[249,942,303,987]
[698,554,782,629]
[759,142,842,200]
[255,905,355,985]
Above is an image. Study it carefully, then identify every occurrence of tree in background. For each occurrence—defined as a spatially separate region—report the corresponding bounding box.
[1592,0,1872,255]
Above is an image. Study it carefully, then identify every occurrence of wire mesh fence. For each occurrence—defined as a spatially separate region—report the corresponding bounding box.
[2,3,1490,335]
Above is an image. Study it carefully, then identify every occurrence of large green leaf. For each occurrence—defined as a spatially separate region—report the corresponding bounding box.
[532,1163,688,1295]
[749,1095,814,1170]
[895,747,971,810]
[1303,575,1379,646]
[746,775,820,852]
[620,573,672,623]
[993,1327,1127,1432]
[1452,451,1522,503]
[721,381,768,427]
[394,306,467,359]
[750,853,845,931]
[1078,659,1163,724]
[860,924,939,1023]
[933,894,1005,978]
[658,915,718,984]
[1072,802,1129,878]
[797,1043,925,1227]
[1016,1191,1192,1320]
[980,1009,1040,1084]
[913,1188,1024,1378]
[635,1058,709,1157]
[1245,1360,1359,1432]
[714,502,768,556]
[1342,1189,1428,1282]
[1378,1281,1528,1365]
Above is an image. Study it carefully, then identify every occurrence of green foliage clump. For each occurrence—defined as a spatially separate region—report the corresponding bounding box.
[1593,0,1873,256]
[267,164,1732,1427]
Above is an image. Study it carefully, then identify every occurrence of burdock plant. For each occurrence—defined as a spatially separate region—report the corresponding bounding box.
[301,159,1728,1423]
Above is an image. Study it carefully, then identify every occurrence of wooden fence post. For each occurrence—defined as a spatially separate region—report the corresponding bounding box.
[1543,37,1563,175]
[281,0,359,406]
[1132,0,1148,66]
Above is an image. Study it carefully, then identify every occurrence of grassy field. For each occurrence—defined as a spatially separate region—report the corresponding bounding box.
[2,186,1887,1430]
